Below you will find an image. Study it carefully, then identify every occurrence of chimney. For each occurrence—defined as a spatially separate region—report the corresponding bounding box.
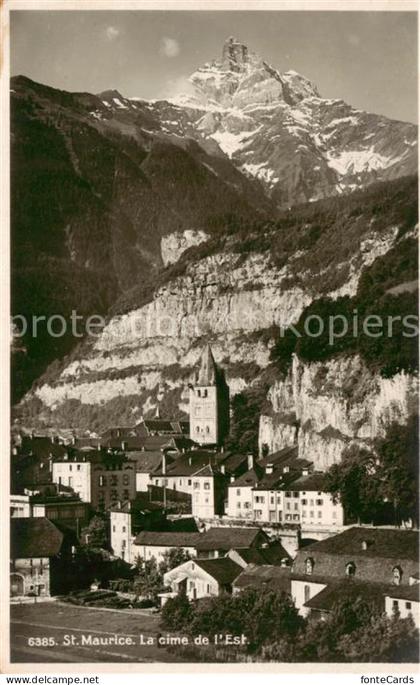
[162,453,166,476]
[97,442,102,450]
[189,456,192,466]
[72,435,76,445]
[283,465,290,474]
[121,441,127,451]
[266,463,274,475]
[220,465,225,474]
[247,454,254,470]
[361,540,368,551]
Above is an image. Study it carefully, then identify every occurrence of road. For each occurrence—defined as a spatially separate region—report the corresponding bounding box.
[10,602,187,663]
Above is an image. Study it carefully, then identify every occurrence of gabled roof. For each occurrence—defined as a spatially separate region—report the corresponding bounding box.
[153,450,223,477]
[128,451,164,473]
[232,541,291,566]
[195,558,242,585]
[287,473,327,492]
[11,517,64,558]
[134,531,201,547]
[233,565,291,593]
[385,584,420,601]
[196,526,266,551]
[229,464,264,487]
[303,580,387,612]
[302,527,419,561]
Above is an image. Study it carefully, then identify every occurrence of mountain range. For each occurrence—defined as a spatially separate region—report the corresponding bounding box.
[11,37,418,459]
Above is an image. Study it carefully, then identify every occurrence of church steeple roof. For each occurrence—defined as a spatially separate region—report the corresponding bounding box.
[197,344,218,386]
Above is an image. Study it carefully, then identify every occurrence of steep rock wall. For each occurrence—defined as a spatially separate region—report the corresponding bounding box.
[259,354,418,469]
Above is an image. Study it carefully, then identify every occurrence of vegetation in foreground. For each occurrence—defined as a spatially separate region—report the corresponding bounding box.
[161,588,419,663]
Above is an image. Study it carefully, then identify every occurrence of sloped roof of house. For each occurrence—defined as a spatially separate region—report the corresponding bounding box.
[128,451,164,473]
[303,580,387,613]
[229,463,264,487]
[232,541,291,566]
[233,565,291,593]
[134,531,201,547]
[301,527,419,561]
[11,517,64,558]
[287,473,327,492]
[292,528,419,586]
[385,584,420,601]
[153,450,224,477]
[196,526,266,551]
[195,558,242,585]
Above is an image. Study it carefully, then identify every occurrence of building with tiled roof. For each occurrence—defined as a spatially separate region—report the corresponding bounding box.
[195,526,268,558]
[133,530,201,565]
[227,540,291,568]
[233,565,291,594]
[162,557,242,603]
[291,527,420,620]
[226,446,344,528]
[10,517,75,598]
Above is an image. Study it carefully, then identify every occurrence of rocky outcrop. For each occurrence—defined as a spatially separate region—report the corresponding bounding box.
[259,354,418,469]
[160,230,209,266]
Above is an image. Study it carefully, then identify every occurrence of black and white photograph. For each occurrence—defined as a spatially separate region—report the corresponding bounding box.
[3,0,419,673]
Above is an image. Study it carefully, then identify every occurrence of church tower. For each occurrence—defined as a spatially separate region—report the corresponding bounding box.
[189,345,230,446]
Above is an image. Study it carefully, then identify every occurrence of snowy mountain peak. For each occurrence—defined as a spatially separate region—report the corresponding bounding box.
[189,37,319,109]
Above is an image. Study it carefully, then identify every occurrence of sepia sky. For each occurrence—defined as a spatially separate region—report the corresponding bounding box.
[10,10,418,123]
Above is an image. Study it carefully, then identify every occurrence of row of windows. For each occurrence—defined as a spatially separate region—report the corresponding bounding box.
[193,481,211,490]
[305,557,405,585]
[195,426,211,433]
[392,600,412,611]
[99,474,131,486]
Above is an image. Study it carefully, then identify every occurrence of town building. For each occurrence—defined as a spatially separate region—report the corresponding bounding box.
[162,557,242,602]
[189,345,229,446]
[133,531,201,565]
[10,517,76,598]
[226,447,345,527]
[150,449,248,517]
[30,495,90,532]
[10,494,31,518]
[110,496,165,563]
[52,450,136,511]
[290,527,419,620]
[291,473,344,528]
[233,565,291,595]
[195,526,269,559]
[226,457,263,519]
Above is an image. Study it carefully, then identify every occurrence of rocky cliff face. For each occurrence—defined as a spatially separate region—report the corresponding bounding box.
[16,176,418,451]
[12,38,418,459]
[259,354,418,469]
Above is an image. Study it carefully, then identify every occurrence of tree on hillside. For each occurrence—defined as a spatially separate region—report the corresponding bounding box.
[325,417,419,525]
[225,384,269,455]
[374,415,419,525]
[81,514,109,550]
[324,445,383,523]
